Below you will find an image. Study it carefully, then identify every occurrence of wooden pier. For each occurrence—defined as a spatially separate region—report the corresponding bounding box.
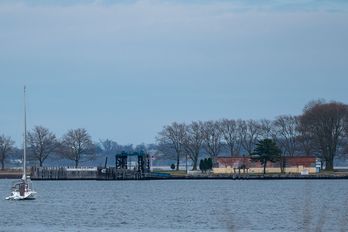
[30,151,151,180]
[97,151,150,180]
[31,167,97,180]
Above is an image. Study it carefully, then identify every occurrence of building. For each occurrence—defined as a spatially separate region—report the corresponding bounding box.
[213,156,317,174]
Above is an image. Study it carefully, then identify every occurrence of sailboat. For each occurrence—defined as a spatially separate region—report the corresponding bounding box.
[6,86,36,200]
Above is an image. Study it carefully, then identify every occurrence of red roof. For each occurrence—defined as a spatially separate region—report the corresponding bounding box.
[215,156,316,168]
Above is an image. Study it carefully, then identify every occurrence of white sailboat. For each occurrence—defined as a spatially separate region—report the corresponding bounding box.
[6,86,36,200]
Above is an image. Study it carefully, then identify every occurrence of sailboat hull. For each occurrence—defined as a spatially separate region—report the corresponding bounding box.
[6,190,36,200]
[6,177,36,200]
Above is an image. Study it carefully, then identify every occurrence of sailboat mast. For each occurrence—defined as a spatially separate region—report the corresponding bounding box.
[22,86,27,180]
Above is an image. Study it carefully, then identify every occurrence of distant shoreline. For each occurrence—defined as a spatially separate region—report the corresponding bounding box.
[1,169,348,180]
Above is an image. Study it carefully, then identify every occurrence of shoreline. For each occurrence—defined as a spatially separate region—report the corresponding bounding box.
[1,171,348,180]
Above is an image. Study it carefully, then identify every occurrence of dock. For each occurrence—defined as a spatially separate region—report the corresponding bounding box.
[30,151,151,180]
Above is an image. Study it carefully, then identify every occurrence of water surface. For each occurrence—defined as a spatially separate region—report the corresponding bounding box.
[1,179,348,231]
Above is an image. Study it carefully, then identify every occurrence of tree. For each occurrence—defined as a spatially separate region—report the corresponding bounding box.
[199,159,204,173]
[157,122,186,171]
[27,126,58,167]
[344,122,348,157]
[202,121,222,158]
[170,163,176,170]
[99,139,120,155]
[207,157,213,170]
[60,128,95,168]
[183,121,204,170]
[135,143,147,153]
[199,158,213,173]
[300,101,348,171]
[260,119,275,139]
[297,122,316,156]
[219,119,241,156]
[251,139,281,174]
[0,135,15,170]
[239,119,262,155]
[273,115,299,156]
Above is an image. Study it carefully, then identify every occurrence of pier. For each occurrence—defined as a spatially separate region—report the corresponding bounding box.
[30,151,151,180]
[31,167,97,180]
[97,151,151,180]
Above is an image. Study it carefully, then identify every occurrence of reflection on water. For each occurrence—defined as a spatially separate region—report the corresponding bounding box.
[1,179,348,231]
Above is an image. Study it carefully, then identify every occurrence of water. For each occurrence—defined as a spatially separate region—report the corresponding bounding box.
[1,179,348,231]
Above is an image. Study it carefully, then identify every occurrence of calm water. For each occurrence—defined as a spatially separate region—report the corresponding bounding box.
[1,179,348,232]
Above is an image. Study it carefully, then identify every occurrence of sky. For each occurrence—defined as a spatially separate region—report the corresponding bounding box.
[0,0,348,146]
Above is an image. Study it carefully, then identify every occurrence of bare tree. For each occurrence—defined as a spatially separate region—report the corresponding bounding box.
[300,101,348,170]
[297,122,316,156]
[259,119,275,139]
[156,142,177,160]
[0,135,15,170]
[344,120,348,157]
[60,128,95,168]
[99,139,120,155]
[238,119,262,155]
[27,126,58,167]
[183,121,204,170]
[273,115,299,156]
[157,122,186,171]
[202,121,222,158]
[219,119,241,156]
[135,143,148,153]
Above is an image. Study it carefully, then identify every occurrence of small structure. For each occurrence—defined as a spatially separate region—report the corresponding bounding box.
[31,166,97,180]
[213,156,317,174]
[98,151,150,180]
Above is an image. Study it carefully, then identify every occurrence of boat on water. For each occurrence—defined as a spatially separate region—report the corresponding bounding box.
[6,86,36,200]
[6,178,36,200]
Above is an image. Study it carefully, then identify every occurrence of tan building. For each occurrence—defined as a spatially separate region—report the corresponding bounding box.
[213,156,317,174]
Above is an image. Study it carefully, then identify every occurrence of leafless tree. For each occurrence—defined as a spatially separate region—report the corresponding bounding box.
[344,120,348,157]
[273,115,299,156]
[135,143,148,153]
[60,128,95,168]
[156,142,177,160]
[202,121,222,158]
[99,139,120,155]
[183,121,204,170]
[297,122,316,156]
[259,119,276,139]
[218,119,241,156]
[157,122,186,171]
[27,126,58,167]
[238,119,262,155]
[300,101,348,170]
[0,135,15,170]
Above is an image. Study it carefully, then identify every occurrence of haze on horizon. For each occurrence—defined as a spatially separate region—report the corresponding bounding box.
[0,0,347,146]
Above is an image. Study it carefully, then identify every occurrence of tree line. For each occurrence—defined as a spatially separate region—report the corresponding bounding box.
[0,127,156,169]
[0,126,96,169]
[1,100,347,171]
[156,100,348,171]
[0,128,95,169]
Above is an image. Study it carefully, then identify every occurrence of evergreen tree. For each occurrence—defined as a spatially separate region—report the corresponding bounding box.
[251,139,281,174]
[199,159,204,173]
[199,158,213,173]
[207,158,213,170]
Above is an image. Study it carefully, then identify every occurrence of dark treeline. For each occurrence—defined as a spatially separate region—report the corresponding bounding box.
[1,100,348,171]
[157,100,348,171]
[0,127,158,169]
[0,128,96,169]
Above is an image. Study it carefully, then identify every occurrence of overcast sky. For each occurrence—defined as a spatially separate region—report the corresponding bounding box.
[1,0,347,146]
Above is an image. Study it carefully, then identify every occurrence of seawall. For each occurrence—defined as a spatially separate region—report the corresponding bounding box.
[2,168,348,180]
